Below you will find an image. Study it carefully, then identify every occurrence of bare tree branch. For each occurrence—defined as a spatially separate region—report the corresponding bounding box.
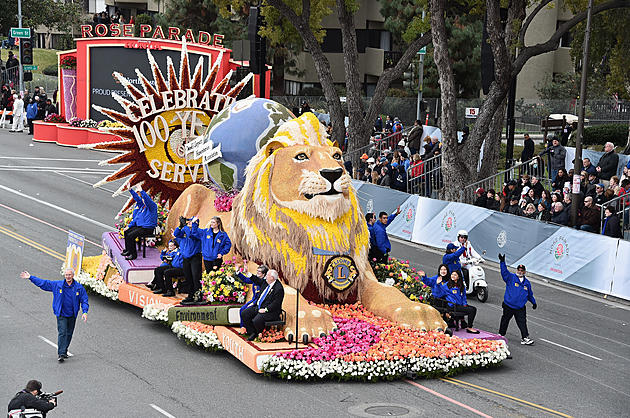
[514,0,630,76]
[519,0,553,48]
[364,32,432,130]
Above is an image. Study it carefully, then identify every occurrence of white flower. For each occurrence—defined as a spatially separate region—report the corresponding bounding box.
[384,277,395,286]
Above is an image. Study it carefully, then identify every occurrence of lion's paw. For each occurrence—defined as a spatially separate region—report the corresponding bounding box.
[390,303,447,332]
[282,297,336,344]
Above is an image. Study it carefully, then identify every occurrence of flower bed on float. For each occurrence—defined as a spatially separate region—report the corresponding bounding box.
[372,258,432,303]
[171,321,223,351]
[76,253,123,300]
[262,303,509,381]
[200,259,247,304]
[79,255,508,381]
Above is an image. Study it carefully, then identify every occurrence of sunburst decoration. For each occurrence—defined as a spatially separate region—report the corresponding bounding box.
[82,41,252,210]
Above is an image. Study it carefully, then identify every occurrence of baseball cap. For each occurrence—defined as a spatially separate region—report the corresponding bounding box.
[367,157,375,163]
[517,264,526,271]
[475,187,485,194]
[360,153,369,160]
[446,243,457,251]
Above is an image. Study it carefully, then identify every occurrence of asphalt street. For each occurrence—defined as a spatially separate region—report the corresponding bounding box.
[1,131,628,418]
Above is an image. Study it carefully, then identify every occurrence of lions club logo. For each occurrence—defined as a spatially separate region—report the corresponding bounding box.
[549,236,569,262]
[441,210,456,232]
[322,255,359,292]
[497,230,507,248]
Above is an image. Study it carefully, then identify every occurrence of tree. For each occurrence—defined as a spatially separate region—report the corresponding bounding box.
[430,0,630,200]
[565,3,630,153]
[157,0,246,49]
[258,0,431,154]
[0,0,81,36]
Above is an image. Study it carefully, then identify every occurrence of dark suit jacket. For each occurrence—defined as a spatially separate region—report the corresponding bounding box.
[249,275,284,319]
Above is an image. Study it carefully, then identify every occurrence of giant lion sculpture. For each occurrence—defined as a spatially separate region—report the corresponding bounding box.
[166,112,447,342]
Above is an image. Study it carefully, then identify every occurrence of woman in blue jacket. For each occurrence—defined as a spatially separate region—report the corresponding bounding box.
[422,264,450,299]
[191,216,232,273]
[442,270,479,334]
[173,216,202,304]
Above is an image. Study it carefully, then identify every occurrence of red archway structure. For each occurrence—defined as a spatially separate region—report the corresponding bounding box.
[34,37,270,147]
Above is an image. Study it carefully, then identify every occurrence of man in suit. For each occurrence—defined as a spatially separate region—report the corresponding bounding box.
[240,269,284,341]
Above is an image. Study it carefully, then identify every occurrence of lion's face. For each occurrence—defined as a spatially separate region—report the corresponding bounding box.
[270,144,352,221]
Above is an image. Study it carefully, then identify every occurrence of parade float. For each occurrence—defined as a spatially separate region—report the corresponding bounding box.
[72,43,508,381]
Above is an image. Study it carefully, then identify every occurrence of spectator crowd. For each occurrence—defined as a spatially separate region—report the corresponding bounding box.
[472,138,627,238]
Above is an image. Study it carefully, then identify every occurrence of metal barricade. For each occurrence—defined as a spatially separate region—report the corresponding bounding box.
[406,153,442,197]
[459,157,550,204]
[600,192,630,239]
[0,66,19,88]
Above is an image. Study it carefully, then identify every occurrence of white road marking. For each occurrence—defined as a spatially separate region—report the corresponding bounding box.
[53,171,121,196]
[38,335,73,356]
[539,338,602,361]
[0,156,104,162]
[150,404,177,418]
[0,183,113,230]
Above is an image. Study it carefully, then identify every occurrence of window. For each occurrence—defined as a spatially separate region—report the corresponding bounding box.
[556,21,573,48]
[321,29,343,53]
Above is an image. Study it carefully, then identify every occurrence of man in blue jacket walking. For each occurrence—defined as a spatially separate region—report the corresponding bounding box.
[372,207,400,263]
[21,269,89,362]
[122,185,158,260]
[498,254,537,345]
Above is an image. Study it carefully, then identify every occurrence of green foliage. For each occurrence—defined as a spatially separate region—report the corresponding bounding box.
[582,124,629,147]
[42,64,58,76]
[379,0,428,45]
[422,16,482,98]
[387,87,415,97]
[133,14,155,37]
[159,0,246,48]
[567,3,630,99]
[535,73,578,100]
[300,86,323,95]
[0,0,81,35]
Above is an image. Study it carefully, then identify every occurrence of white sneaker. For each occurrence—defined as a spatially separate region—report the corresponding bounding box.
[521,337,534,345]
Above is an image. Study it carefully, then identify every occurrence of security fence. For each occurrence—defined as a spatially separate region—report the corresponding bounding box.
[459,157,552,205]
[406,153,442,198]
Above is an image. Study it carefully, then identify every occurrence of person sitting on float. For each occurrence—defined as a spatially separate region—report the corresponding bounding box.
[190,216,232,273]
[422,263,449,300]
[152,239,184,297]
[146,239,179,290]
[442,242,466,274]
[234,263,269,328]
[122,185,158,261]
[440,270,479,334]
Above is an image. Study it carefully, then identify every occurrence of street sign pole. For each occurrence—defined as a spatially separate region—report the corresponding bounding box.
[571,0,594,226]
[17,0,24,93]
[416,10,426,121]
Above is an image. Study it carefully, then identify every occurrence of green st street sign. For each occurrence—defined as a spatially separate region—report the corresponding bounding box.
[10,27,31,38]
[23,65,38,71]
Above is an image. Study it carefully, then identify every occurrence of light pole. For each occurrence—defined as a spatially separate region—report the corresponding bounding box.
[571,0,594,226]
[416,10,426,121]
[17,0,24,93]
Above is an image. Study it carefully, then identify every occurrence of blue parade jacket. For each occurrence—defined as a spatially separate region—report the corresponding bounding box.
[173,222,202,259]
[500,261,536,309]
[29,276,89,317]
[190,224,232,261]
[372,213,397,253]
[442,246,466,273]
[128,189,158,229]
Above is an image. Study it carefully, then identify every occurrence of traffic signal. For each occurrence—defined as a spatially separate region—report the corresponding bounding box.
[402,66,414,88]
[24,71,32,82]
[20,37,33,65]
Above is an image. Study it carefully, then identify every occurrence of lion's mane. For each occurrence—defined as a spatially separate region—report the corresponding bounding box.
[230,113,372,303]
